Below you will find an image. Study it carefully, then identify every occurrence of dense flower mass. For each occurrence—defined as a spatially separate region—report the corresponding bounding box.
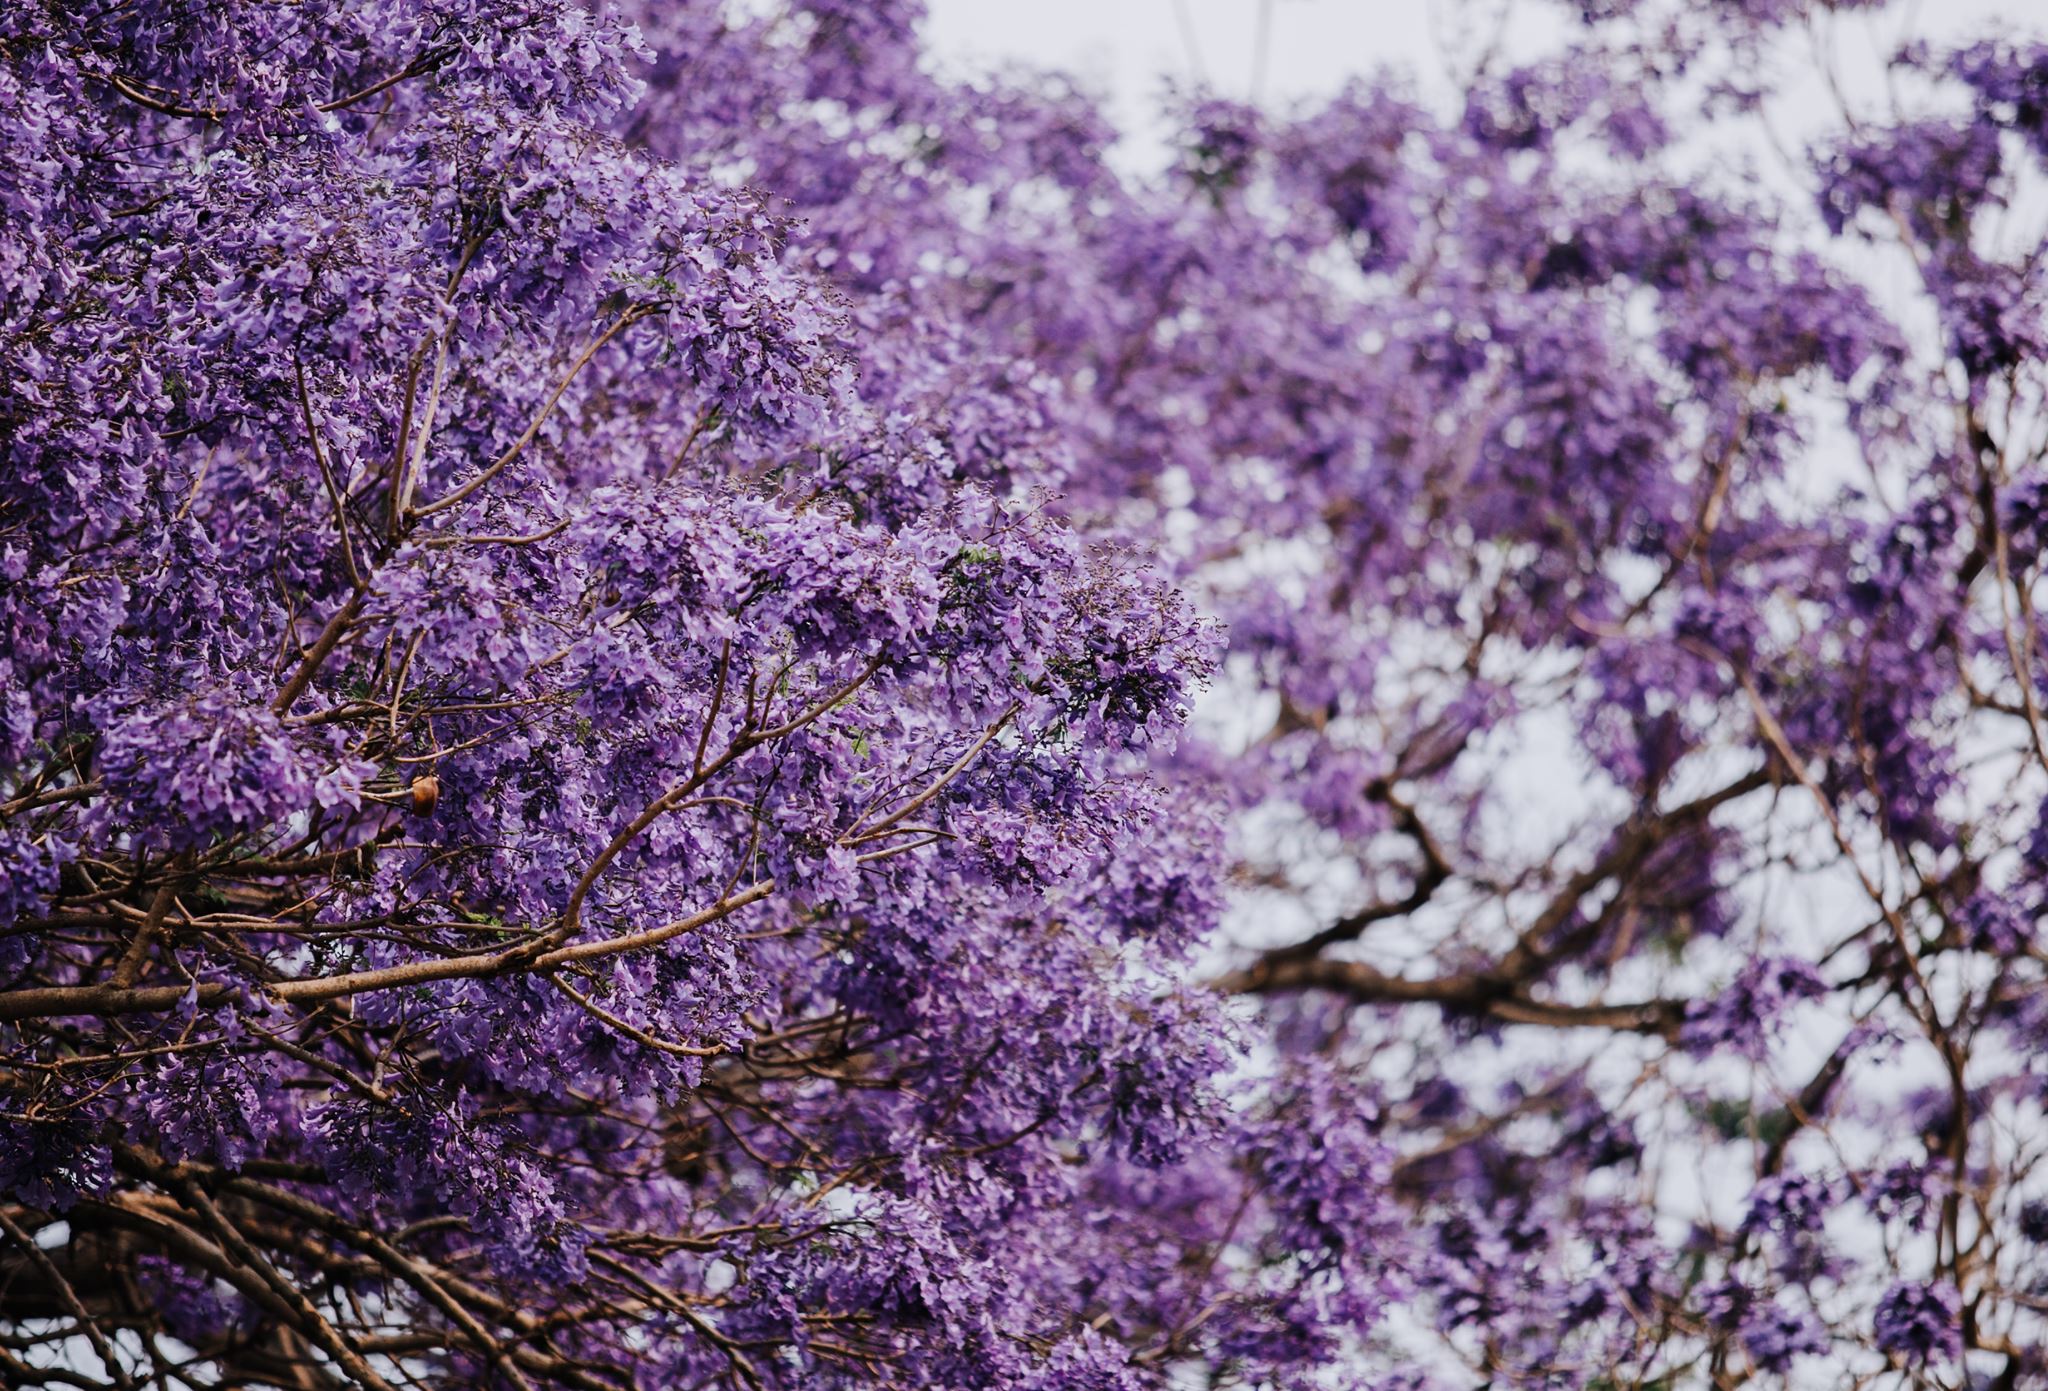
[5,0,2048,1387]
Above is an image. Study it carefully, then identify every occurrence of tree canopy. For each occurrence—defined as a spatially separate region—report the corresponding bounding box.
[5,0,2048,1386]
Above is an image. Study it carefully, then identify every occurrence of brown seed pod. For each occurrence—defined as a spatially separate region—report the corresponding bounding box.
[409,774,440,817]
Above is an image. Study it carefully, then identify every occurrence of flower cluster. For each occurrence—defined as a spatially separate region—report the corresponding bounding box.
[7,0,2048,1385]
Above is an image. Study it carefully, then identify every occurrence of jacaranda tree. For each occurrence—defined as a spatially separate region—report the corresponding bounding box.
[4,0,2047,1386]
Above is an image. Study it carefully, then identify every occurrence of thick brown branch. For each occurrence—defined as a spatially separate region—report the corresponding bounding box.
[1217,955,1682,1037]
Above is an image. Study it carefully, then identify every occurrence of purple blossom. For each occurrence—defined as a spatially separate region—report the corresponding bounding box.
[1741,1301,1831,1372]
[1681,957,1828,1058]
[99,691,332,850]
[3,0,2048,1384]
[1873,1280,1964,1364]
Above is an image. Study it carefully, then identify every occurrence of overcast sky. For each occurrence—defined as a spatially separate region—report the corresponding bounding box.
[923,0,2037,162]
[925,0,1480,109]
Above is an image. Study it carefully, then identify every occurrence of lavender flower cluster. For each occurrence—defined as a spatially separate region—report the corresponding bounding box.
[4,0,2048,1387]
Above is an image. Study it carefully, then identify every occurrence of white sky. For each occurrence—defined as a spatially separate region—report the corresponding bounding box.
[926,0,1488,107]
[925,0,2040,145]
